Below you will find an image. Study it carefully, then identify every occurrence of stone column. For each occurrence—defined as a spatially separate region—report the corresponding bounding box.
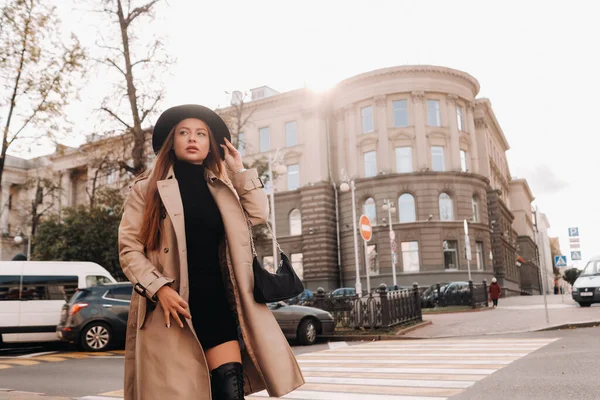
[333,109,346,181]
[466,102,479,174]
[446,94,461,171]
[411,91,427,170]
[374,95,389,172]
[344,104,358,178]
[0,185,9,234]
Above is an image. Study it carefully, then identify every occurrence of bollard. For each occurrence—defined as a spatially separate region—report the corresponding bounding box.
[315,287,326,310]
[413,282,422,321]
[469,280,475,309]
[483,279,488,307]
[378,283,389,327]
[436,282,441,307]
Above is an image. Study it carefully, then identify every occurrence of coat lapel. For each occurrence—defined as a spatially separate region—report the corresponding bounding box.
[157,166,190,302]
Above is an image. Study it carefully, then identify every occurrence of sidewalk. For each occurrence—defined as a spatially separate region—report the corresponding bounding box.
[405,294,600,338]
[0,390,71,400]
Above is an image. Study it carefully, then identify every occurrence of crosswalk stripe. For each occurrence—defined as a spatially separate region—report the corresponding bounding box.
[304,376,473,389]
[300,354,520,360]
[0,359,41,366]
[30,355,68,362]
[302,371,486,381]
[297,359,511,366]
[248,390,448,400]
[0,364,13,369]
[300,366,499,374]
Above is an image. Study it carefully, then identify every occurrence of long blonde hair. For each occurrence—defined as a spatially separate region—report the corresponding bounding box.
[139,121,229,251]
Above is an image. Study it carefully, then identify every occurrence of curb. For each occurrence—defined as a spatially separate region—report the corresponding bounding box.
[320,320,432,342]
[535,320,600,332]
[422,306,493,315]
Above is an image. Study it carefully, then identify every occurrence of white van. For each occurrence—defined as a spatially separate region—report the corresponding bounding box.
[0,261,116,344]
[572,256,600,307]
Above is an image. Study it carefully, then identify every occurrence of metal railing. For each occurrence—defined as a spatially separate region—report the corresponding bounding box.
[433,280,489,309]
[305,283,422,330]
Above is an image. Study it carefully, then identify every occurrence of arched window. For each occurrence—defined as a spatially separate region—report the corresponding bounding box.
[289,209,302,236]
[398,193,416,223]
[472,196,480,223]
[439,193,454,221]
[363,198,377,226]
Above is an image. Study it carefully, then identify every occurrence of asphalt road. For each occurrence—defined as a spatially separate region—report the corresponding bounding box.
[1,327,599,399]
[0,340,335,398]
[453,326,600,399]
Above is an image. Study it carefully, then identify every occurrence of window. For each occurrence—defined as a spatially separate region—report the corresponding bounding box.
[287,164,299,190]
[106,286,132,301]
[8,194,12,210]
[20,275,78,301]
[364,151,377,177]
[395,147,412,173]
[86,275,112,287]
[401,242,419,273]
[472,196,480,222]
[361,106,374,133]
[289,209,302,236]
[476,242,484,271]
[460,150,468,172]
[398,193,416,223]
[0,275,20,301]
[237,132,245,156]
[427,100,441,126]
[431,146,445,172]
[443,240,459,270]
[367,244,379,275]
[259,127,270,152]
[363,197,377,226]
[393,100,408,127]
[457,106,465,131]
[263,256,275,274]
[439,193,454,221]
[285,121,297,147]
[291,253,304,280]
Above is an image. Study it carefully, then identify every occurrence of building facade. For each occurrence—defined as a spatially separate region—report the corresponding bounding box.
[0,65,551,295]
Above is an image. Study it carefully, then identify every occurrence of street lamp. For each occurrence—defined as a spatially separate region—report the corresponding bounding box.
[14,232,30,260]
[382,199,398,286]
[267,148,287,268]
[340,177,362,296]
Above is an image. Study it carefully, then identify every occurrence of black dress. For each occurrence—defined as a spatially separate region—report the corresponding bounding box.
[173,160,238,350]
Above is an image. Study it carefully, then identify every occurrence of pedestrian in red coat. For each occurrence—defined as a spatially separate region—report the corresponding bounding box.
[489,278,502,308]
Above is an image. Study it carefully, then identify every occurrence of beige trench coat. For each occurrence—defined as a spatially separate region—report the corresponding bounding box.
[118,166,304,400]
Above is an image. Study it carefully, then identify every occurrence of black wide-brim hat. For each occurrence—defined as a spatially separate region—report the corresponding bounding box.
[152,104,231,159]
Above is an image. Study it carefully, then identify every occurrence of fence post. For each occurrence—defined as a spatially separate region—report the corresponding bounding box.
[436,282,441,307]
[315,287,326,310]
[377,283,389,328]
[469,280,475,309]
[413,282,422,321]
[483,279,489,307]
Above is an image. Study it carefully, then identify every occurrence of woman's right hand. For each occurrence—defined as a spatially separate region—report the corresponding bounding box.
[155,285,191,328]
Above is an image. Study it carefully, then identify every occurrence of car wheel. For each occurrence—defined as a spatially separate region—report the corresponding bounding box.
[578,302,592,307]
[297,318,318,346]
[80,322,113,352]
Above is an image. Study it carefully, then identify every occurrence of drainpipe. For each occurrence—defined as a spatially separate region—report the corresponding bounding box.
[325,112,343,288]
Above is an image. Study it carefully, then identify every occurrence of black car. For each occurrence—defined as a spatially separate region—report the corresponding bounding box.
[56,282,132,351]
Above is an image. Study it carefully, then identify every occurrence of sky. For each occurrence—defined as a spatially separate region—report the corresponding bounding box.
[41,0,600,267]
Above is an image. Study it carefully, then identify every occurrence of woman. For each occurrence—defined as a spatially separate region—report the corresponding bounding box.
[489,277,502,308]
[118,104,304,400]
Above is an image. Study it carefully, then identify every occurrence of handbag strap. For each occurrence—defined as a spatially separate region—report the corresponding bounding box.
[244,211,283,257]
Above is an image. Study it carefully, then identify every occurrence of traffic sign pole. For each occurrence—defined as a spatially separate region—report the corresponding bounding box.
[359,215,373,295]
[364,240,371,294]
[464,220,472,281]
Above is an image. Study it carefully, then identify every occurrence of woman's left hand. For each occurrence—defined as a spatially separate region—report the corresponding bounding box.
[221,138,244,172]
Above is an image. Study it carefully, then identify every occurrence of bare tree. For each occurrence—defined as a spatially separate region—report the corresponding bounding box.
[92,0,171,176]
[0,0,86,190]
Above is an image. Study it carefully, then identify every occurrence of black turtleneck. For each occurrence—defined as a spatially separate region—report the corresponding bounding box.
[173,159,225,291]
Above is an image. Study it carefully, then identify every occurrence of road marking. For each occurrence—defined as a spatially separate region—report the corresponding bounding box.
[76,338,558,400]
[30,355,68,362]
[0,359,41,366]
[0,365,13,369]
[19,351,58,358]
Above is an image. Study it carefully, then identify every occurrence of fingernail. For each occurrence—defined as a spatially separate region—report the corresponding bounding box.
[167,324,170,328]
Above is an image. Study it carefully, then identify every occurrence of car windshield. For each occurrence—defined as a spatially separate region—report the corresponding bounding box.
[580,260,600,276]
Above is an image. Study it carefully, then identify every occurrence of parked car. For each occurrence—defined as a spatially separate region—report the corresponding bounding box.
[56,282,132,351]
[1,261,116,346]
[286,289,314,305]
[420,282,449,308]
[267,301,334,345]
[58,284,334,350]
[330,287,356,297]
[572,257,600,307]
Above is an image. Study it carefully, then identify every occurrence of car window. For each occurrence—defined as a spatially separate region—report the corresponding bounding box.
[0,275,21,301]
[105,286,132,301]
[20,275,78,301]
[86,275,113,287]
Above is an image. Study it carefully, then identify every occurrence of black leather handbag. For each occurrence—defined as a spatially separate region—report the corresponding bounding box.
[246,215,304,303]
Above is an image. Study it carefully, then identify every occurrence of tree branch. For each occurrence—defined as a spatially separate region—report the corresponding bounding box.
[126,0,160,26]
[100,107,132,130]
[139,94,161,124]
[104,57,127,77]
